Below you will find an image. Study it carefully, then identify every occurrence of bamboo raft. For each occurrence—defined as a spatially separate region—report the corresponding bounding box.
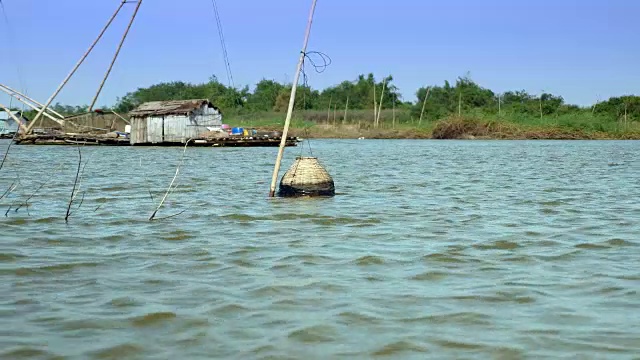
[15,134,130,146]
[14,134,300,147]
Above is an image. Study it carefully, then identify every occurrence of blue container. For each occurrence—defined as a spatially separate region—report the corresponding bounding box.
[231,127,243,135]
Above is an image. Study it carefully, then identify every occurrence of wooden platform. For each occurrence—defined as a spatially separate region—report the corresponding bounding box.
[14,134,299,147]
[133,137,299,147]
[15,134,130,146]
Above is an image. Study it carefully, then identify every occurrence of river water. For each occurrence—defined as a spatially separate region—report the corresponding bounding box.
[1,139,639,359]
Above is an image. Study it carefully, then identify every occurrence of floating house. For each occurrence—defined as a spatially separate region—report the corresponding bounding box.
[0,110,29,138]
[128,99,222,145]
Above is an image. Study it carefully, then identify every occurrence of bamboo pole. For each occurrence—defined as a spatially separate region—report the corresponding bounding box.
[326,95,332,124]
[418,86,430,125]
[0,83,64,119]
[110,110,130,124]
[539,91,543,120]
[343,96,349,124]
[268,0,318,198]
[392,100,396,129]
[0,86,64,124]
[0,103,28,133]
[89,0,142,111]
[24,1,127,134]
[376,78,386,128]
[373,82,377,126]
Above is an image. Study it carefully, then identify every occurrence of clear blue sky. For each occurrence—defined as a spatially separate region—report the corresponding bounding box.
[0,0,638,108]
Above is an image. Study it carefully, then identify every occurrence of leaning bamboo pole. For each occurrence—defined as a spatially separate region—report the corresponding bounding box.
[268,0,318,197]
[110,110,130,124]
[0,87,64,124]
[418,86,431,125]
[376,78,386,128]
[24,0,127,134]
[89,0,143,111]
[373,82,377,126]
[0,83,64,119]
[0,103,28,133]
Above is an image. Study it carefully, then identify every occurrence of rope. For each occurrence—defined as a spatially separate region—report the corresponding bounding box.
[300,51,332,109]
[297,50,331,155]
[210,0,234,88]
[289,50,332,156]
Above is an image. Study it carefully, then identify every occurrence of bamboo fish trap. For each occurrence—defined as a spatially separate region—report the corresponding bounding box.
[278,156,335,197]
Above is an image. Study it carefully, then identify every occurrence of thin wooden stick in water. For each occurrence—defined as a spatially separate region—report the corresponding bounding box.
[140,157,155,204]
[65,147,83,223]
[0,131,17,171]
[0,181,17,201]
[14,162,64,214]
[149,139,192,220]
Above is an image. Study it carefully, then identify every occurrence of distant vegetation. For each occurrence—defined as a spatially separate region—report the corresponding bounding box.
[17,74,640,139]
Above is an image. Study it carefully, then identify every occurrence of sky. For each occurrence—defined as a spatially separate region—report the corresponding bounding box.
[0,0,638,109]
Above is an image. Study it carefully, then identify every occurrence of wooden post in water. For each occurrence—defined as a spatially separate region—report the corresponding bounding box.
[24,0,127,135]
[268,0,318,197]
[89,0,143,111]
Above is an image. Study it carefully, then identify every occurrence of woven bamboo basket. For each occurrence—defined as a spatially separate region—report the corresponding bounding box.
[278,156,335,197]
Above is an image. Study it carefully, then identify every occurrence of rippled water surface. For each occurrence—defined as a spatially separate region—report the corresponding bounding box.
[1,139,639,359]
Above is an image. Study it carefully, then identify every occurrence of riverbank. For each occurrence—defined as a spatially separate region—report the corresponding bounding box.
[246,116,640,140]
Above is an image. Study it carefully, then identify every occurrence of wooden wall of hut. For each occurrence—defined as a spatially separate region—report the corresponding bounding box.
[129,106,222,145]
[31,117,63,131]
[129,117,148,144]
[63,112,128,134]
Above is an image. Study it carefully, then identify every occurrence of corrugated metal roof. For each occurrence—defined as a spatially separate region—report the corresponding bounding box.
[129,99,218,117]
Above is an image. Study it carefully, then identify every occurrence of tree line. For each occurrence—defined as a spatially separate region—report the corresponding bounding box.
[14,74,640,124]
